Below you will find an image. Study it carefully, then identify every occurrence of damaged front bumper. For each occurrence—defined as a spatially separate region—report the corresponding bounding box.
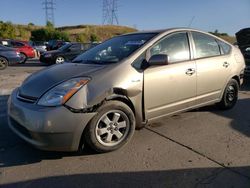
[8,89,96,151]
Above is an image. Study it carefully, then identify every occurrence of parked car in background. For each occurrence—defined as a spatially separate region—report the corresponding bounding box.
[8,28,245,153]
[40,42,97,64]
[46,40,68,51]
[0,39,36,63]
[236,28,250,76]
[29,41,47,55]
[0,45,22,70]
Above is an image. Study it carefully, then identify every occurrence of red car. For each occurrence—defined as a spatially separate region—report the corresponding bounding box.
[0,40,36,63]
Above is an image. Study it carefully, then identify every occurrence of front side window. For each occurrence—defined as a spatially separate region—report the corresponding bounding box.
[12,41,24,47]
[73,33,157,64]
[192,32,220,58]
[150,32,190,63]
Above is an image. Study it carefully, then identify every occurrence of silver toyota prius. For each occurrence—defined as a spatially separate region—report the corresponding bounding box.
[8,28,245,153]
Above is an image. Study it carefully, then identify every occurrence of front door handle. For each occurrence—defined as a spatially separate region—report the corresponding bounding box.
[185,68,196,76]
[223,62,230,68]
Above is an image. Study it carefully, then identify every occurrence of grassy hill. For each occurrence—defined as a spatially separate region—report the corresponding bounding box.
[7,24,137,42]
[2,23,236,44]
[57,25,137,42]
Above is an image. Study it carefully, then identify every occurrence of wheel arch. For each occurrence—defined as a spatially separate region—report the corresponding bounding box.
[78,88,137,151]
[105,88,136,115]
[20,52,27,57]
[231,75,240,86]
[0,55,9,61]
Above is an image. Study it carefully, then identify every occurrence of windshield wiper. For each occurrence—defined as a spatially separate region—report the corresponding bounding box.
[72,59,103,64]
[72,59,119,64]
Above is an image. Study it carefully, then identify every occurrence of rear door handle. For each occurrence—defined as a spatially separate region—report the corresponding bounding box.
[223,62,230,68]
[185,68,196,76]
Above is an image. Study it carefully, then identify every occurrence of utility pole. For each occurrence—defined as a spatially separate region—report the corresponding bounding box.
[43,0,55,25]
[102,0,119,25]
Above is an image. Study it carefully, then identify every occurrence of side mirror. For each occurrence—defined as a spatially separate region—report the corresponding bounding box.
[148,54,169,66]
[67,48,71,52]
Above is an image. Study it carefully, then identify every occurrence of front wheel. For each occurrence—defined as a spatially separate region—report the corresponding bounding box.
[217,79,239,110]
[0,57,8,70]
[84,101,135,153]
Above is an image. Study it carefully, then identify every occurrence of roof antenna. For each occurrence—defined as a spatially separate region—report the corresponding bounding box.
[188,16,195,27]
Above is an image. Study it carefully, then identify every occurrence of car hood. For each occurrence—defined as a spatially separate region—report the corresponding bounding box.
[18,63,106,99]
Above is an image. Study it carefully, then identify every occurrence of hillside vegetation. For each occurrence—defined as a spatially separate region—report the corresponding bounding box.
[209,30,236,44]
[0,21,236,44]
[0,21,137,42]
[57,25,137,42]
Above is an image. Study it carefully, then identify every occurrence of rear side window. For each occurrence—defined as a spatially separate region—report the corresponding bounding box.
[217,40,231,54]
[150,32,190,63]
[12,41,24,47]
[192,32,220,59]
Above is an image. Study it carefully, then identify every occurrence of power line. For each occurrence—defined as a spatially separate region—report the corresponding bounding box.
[102,0,119,25]
[43,0,55,25]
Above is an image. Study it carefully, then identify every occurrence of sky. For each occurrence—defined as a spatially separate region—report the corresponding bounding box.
[0,0,249,35]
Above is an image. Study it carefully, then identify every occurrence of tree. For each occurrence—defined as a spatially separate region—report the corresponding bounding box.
[90,33,99,42]
[76,33,88,43]
[46,21,54,30]
[28,22,35,26]
[31,28,69,41]
[0,21,15,39]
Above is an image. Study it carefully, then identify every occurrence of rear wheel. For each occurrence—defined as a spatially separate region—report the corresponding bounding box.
[55,56,65,64]
[0,57,8,70]
[217,79,239,110]
[84,101,135,153]
[20,53,27,64]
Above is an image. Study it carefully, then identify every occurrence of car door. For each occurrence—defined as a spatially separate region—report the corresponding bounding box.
[66,44,82,60]
[191,31,233,104]
[144,32,197,120]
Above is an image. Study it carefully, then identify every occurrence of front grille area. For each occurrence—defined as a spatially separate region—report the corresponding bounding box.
[17,93,37,104]
[10,117,32,139]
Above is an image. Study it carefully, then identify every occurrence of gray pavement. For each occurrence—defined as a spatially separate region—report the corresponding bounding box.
[0,61,250,187]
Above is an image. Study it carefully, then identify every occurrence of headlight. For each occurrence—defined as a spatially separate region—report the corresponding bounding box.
[38,77,90,106]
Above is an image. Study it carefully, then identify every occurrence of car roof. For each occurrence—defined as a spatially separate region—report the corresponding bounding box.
[123,27,207,36]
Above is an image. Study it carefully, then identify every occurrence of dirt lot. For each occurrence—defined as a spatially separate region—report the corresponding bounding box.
[0,60,250,188]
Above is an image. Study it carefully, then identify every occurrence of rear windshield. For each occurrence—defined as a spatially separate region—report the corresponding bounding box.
[72,33,157,64]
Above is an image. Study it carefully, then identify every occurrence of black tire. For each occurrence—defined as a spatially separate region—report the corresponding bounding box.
[20,53,27,64]
[217,79,239,110]
[84,100,135,153]
[0,56,8,70]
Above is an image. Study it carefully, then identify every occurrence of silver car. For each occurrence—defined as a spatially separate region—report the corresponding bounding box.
[8,28,245,153]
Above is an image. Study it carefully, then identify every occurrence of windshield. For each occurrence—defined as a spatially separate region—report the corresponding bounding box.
[72,33,157,64]
[58,43,71,51]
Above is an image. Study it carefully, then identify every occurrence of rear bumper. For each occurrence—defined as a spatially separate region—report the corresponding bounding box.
[8,89,96,151]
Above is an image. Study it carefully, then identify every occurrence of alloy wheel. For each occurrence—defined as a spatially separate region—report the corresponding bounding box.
[55,57,65,64]
[0,57,8,70]
[95,110,130,147]
[226,85,236,102]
